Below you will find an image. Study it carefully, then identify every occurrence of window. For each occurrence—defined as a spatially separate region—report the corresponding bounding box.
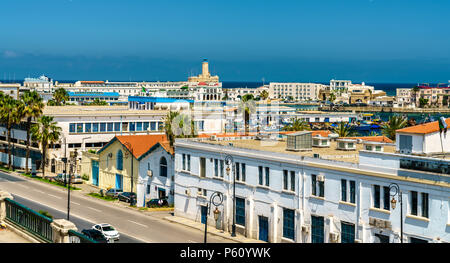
[187,154,191,171]
[236,198,245,226]
[100,122,106,132]
[69,123,75,133]
[265,167,270,186]
[283,208,295,240]
[143,122,149,131]
[236,162,240,181]
[150,122,156,131]
[92,123,99,133]
[76,123,83,133]
[136,122,143,131]
[290,171,295,192]
[283,170,288,190]
[311,174,324,197]
[114,122,121,132]
[373,185,381,208]
[160,157,167,177]
[421,193,429,218]
[129,122,136,132]
[107,122,113,132]
[85,123,91,133]
[349,181,356,203]
[182,154,186,170]
[200,157,206,177]
[241,163,246,182]
[220,160,224,177]
[214,159,219,177]
[311,215,324,243]
[116,150,123,171]
[341,179,347,202]
[383,186,390,210]
[411,191,418,216]
[341,222,355,243]
[258,166,263,185]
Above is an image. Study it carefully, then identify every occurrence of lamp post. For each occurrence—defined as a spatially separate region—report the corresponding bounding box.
[204,191,223,243]
[225,154,236,237]
[67,148,77,221]
[123,142,135,206]
[389,183,403,243]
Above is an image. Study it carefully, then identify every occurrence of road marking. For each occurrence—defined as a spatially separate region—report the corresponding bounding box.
[34,190,45,194]
[71,201,81,205]
[47,194,60,199]
[127,220,148,228]
[87,206,102,212]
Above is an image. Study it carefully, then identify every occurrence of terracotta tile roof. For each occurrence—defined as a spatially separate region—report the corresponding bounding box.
[311,130,332,137]
[115,134,169,159]
[345,136,394,143]
[396,119,450,135]
[159,141,174,155]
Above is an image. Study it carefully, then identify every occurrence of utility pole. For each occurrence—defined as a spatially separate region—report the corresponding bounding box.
[67,149,77,221]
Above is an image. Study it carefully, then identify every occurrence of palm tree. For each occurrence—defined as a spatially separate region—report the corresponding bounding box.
[53,88,69,106]
[259,90,269,101]
[334,122,357,137]
[31,115,62,178]
[240,94,256,135]
[381,115,408,140]
[21,90,44,174]
[162,111,196,147]
[329,92,336,103]
[0,96,25,170]
[282,118,310,131]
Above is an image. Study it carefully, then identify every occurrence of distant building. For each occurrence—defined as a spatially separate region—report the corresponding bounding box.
[268,82,327,101]
[188,59,219,83]
[23,75,54,93]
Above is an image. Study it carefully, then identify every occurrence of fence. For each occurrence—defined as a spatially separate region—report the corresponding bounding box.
[4,198,53,243]
[68,229,98,243]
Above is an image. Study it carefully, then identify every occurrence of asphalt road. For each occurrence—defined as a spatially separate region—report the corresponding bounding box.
[0,171,234,243]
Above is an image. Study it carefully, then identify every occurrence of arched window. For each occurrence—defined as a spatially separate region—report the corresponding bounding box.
[117,150,123,171]
[160,157,167,177]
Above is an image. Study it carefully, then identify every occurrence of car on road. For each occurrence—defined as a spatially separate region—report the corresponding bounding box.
[81,229,109,243]
[53,173,83,184]
[118,192,136,204]
[146,197,169,208]
[104,188,123,198]
[92,223,119,241]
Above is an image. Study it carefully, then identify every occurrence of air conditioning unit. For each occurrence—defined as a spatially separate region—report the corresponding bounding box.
[147,170,153,177]
[329,232,339,242]
[185,189,191,196]
[317,175,325,182]
[301,225,310,233]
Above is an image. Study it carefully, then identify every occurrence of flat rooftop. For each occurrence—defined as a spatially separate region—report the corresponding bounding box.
[204,138,396,163]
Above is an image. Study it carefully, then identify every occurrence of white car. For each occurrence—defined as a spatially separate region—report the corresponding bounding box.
[92,223,120,241]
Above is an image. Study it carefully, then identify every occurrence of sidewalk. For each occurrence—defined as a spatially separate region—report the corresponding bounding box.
[164,215,265,243]
[0,227,32,243]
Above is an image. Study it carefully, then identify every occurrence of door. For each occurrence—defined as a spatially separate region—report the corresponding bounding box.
[201,206,208,224]
[115,174,123,190]
[158,188,166,199]
[258,216,269,242]
[91,160,99,186]
[399,135,413,154]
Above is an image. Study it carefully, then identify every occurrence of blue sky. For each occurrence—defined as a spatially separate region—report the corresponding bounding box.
[0,0,449,83]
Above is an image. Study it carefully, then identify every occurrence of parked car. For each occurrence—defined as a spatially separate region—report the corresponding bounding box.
[53,173,83,184]
[118,192,136,204]
[92,223,120,241]
[104,188,123,198]
[146,197,169,208]
[81,229,109,243]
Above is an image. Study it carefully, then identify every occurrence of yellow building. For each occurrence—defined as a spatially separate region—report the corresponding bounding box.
[188,59,219,83]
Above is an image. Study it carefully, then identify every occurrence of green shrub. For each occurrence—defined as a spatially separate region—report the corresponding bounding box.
[39,210,53,219]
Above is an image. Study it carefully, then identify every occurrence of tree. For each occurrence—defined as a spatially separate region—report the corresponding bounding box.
[240,94,256,135]
[259,90,269,101]
[53,88,69,106]
[329,92,336,103]
[282,118,310,131]
[419,98,429,108]
[21,90,44,174]
[0,95,25,170]
[89,98,108,105]
[31,116,62,178]
[381,115,408,140]
[333,122,357,137]
[162,111,196,147]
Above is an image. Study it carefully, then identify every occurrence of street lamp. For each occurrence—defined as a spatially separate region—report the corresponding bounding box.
[225,154,236,237]
[67,148,78,221]
[204,191,224,243]
[123,142,135,206]
[389,183,403,243]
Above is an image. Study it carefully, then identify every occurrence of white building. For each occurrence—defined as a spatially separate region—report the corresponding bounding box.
[173,132,449,243]
[268,82,327,101]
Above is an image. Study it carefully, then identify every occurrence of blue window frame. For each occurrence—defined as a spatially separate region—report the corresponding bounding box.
[136,122,142,131]
[236,198,245,226]
[341,222,355,243]
[129,122,136,132]
[265,167,270,186]
[143,122,149,131]
[341,179,347,202]
[158,122,163,131]
[107,122,113,132]
[69,123,75,133]
[373,185,380,208]
[100,122,106,132]
[150,122,156,131]
[76,123,83,133]
[114,122,121,132]
[349,180,356,203]
[92,123,99,133]
[283,208,295,240]
[116,150,123,171]
[241,163,246,182]
[85,123,91,133]
[160,157,167,177]
[258,166,263,185]
[311,215,324,243]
